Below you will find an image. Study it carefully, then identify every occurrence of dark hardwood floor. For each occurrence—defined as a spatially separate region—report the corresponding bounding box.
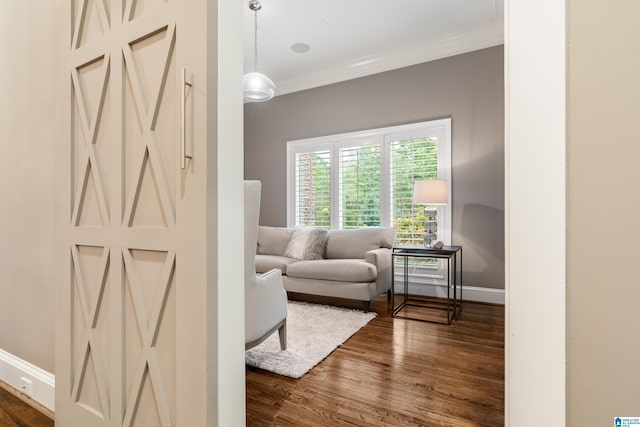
[247,297,504,426]
[0,299,503,426]
[0,386,53,427]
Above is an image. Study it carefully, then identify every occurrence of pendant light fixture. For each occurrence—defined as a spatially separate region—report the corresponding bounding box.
[243,0,276,102]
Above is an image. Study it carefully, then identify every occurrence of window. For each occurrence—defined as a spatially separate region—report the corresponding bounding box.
[339,142,381,229]
[389,135,440,245]
[293,150,331,227]
[287,118,451,247]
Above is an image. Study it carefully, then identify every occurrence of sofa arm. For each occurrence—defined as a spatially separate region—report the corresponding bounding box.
[365,247,392,295]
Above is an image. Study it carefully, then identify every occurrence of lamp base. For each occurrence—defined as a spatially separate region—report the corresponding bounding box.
[423,231,438,247]
[423,208,438,247]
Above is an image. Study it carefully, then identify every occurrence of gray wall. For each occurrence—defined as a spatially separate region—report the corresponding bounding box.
[567,0,640,423]
[245,46,504,290]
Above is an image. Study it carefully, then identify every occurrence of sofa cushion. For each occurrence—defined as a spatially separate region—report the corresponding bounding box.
[325,227,395,259]
[284,227,329,260]
[255,254,298,274]
[257,226,293,256]
[286,259,376,283]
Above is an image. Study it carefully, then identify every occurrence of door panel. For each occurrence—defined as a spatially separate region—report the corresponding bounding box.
[122,249,176,426]
[71,245,110,419]
[122,21,176,229]
[73,0,109,50]
[58,0,196,425]
[72,54,111,228]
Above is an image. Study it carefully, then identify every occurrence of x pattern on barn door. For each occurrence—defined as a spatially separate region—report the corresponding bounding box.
[68,0,179,425]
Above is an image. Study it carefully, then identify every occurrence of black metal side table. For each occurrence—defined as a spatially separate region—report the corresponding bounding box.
[391,245,462,324]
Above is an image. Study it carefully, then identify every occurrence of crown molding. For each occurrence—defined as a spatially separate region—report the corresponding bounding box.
[272,21,503,97]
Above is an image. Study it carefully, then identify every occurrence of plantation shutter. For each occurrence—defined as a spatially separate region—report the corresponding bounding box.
[389,136,439,245]
[338,144,381,229]
[294,150,331,227]
[287,118,451,254]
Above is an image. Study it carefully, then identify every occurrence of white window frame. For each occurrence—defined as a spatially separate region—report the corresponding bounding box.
[286,118,452,241]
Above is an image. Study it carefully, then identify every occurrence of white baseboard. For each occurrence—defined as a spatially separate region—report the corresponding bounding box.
[399,283,505,305]
[460,285,505,304]
[0,349,55,412]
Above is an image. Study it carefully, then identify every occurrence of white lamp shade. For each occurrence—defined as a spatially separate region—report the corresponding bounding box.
[243,72,276,102]
[413,179,448,204]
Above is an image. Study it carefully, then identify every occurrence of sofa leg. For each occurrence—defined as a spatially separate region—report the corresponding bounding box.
[387,289,392,301]
[278,319,287,350]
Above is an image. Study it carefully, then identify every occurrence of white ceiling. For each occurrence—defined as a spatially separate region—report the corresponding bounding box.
[243,0,504,96]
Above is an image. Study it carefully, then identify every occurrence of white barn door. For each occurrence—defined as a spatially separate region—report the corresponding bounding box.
[54,0,232,425]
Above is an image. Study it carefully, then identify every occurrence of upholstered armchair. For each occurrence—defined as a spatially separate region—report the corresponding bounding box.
[244,180,288,351]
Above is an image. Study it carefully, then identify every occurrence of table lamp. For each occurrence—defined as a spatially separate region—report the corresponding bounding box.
[413,179,448,247]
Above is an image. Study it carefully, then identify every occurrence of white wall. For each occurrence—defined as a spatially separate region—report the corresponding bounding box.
[0,1,56,374]
[505,0,566,425]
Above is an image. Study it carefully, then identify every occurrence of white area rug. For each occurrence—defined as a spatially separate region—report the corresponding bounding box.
[245,301,377,378]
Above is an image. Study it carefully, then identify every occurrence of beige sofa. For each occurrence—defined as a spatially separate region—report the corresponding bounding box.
[255,226,395,310]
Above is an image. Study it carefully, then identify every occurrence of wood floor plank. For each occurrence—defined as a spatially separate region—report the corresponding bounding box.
[247,297,504,426]
[0,386,53,427]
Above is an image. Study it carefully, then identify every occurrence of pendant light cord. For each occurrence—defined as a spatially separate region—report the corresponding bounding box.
[253,7,259,72]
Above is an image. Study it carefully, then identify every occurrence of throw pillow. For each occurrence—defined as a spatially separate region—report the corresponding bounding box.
[284,227,329,260]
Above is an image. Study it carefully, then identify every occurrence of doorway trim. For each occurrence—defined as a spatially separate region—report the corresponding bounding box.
[504,0,566,425]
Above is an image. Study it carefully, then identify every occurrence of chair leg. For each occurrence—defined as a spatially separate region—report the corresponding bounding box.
[278,319,287,350]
